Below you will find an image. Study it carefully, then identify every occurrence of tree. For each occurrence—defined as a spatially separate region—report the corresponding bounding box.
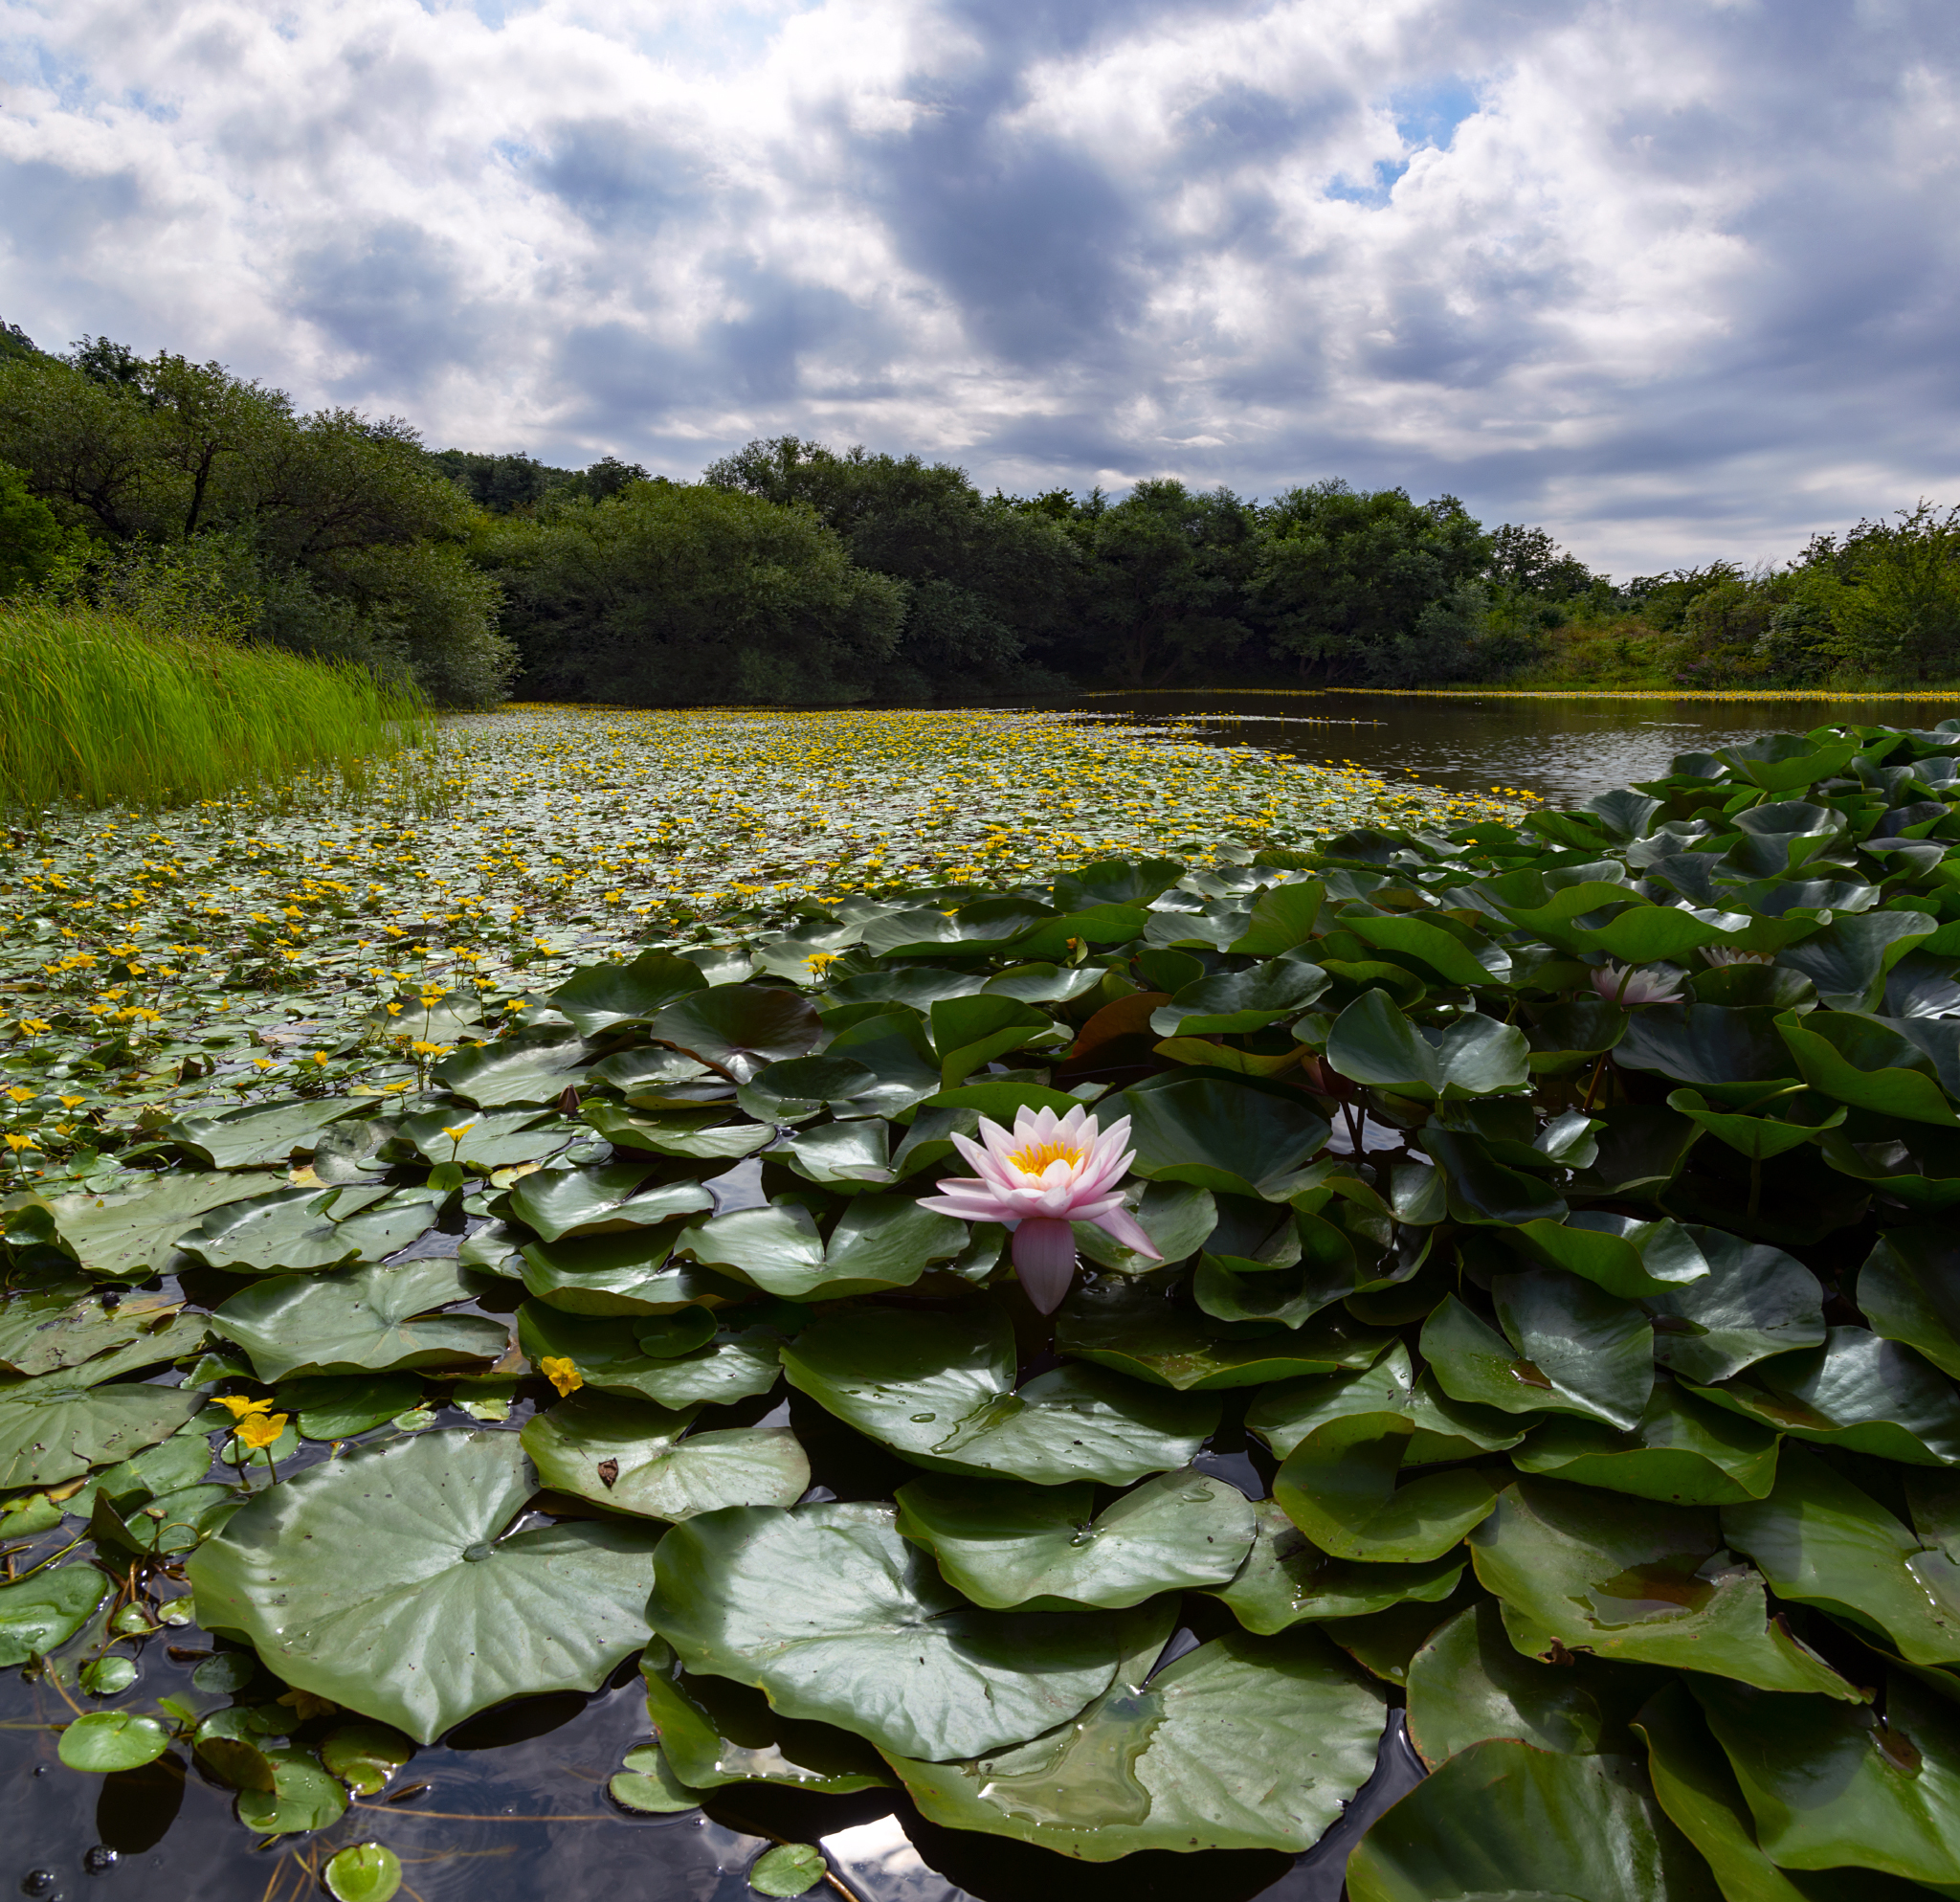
[0,459,72,595]
[476,482,906,705]
[1251,482,1492,683]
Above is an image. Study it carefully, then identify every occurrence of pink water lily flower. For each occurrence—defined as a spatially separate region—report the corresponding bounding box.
[1590,959,1686,1006]
[916,1104,1160,1314]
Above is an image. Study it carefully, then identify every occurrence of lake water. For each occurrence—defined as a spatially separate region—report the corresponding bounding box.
[998,688,1960,805]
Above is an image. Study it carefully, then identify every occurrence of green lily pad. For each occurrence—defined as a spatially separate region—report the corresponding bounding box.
[235,1745,350,1835]
[163,1096,366,1168]
[1245,1346,1527,1465]
[894,1466,1255,1608]
[550,951,706,1036]
[676,1196,968,1300]
[1103,1075,1332,1200]
[1778,1007,1959,1125]
[506,1165,713,1243]
[643,985,821,1083]
[1345,1739,1724,1902]
[320,1721,414,1795]
[1511,1379,1782,1506]
[433,1025,593,1107]
[47,1171,285,1279]
[1641,1228,1827,1384]
[782,1303,1217,1485]
[749,1845,827,1898]
[1721,1443,1960,1665]
[1206,1498,1463,1632]
[928,993,1058,1087]
[1468,1479,1856,1697]
[1421,1285,1652,1431]
[1325,991,1529,1098]
[581,1103,774,1162]
[1273,1413,1498,1563]
[638,1637,891,1793]
[1685,1327,1960,1465]
[1819,1125,1960,1213]
[1407,1600,1663,1765]
[1148,958,1330,1037]
[776,1119,894,1189]
[887,1621,1386,1860]
[323,1844,403,1902]
[187,1430,660,1743]
[0,1364,204,1489]
[1777,910,1937,1012]
[521,1391,807,1519]
[0,1563,109,1667]
[58,1710,171,1773]
[517,1306,782,1409]
[1505,1214,1710,1301]
[0,1287,176,1378]
[400,1107,572,1170]
[181,1184,441,1274]
[609,1743,704,1813]
[649,1500,1146,1758]
[212,1259,509,1383]
[1694,1669,1960,1886]
[516,1232,731,1316]
[276,1374,426,1441]
[1858,1228,1960,1378]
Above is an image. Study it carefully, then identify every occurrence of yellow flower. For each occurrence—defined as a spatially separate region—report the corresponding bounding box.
[541,1356,583,1397]
[212,1395,275,1421]
[440,1122,475,1142]
[235,1411,288,1450]
[4,1086,32,1104]
[4,1134,36,1153]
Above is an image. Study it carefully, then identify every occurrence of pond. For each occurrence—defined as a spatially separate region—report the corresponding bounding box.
[995,688,1960,804]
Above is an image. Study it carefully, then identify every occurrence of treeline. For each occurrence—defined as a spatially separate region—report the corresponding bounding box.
[4,318,1958,705]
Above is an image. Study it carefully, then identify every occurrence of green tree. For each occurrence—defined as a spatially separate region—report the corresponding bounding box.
[476,482,906,705]
[0,459,73,596]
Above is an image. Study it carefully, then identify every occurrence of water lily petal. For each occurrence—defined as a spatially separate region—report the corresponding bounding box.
[1013,1218,1079,1314]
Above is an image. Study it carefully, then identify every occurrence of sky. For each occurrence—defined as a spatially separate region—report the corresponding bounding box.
[2,0,1957,579]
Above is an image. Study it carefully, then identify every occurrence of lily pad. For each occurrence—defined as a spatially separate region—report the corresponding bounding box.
[782,1303,1217,1485]
[399,1107,572,1170]
[649,1500,1144,1758]
[643,986,821,1083]
[0,1362,204,1489]
[1511,1379,1782,1506]
[1325,992,1529,1099]
[506,1165,713,1244]
[1245,1346,1527,1465]
[276,1374,427,1441]
[0,1563,109,1667]
[1468,1478,1856,1697]
[1274,1413,1499,1563]
[1421,1287,1651,1431]
[516,1232,731,1316]
[58,1710,171,1774]
[888,1621,1386,1861]
[1104,1075,1332,1200]
[235,1745,350,1835]
[48,1172,284,1279]
[517,1305,782,1409]
[521,1391,808,1519]
[550,951,705,1036]
[894,1466,1256,1608]
[180,1184,441,1274]
[1858,1228,1960,1378]
[433,1025,594,1107]
[1641,1228,1827,1385]
[163,1096,366,1168]
[212,1259,509,1383]
[1505,1214,1710,1301]
[1207,1498,1464,1632]
[0,1288,177,1378]
[187,1430,661,1743]
[675,1197,968,1300]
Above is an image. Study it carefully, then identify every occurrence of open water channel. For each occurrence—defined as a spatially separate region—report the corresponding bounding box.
[10,690,1957,1902]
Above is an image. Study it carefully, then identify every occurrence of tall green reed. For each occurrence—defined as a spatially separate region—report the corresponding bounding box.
[0,601,432,815]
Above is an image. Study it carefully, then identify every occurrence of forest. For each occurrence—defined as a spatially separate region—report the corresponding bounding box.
[3,319,1958,708]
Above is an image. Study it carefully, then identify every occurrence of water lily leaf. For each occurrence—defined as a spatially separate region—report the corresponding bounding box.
[609,1743,705,1813]
[927,993,1057,1087]
[1858,1228,1960,1377]
[1246,1346,1526,1464]
[550,951,706,1036]
[1694,1670,1960,1885]
[1819,1124,1960,1212]
[1468,1479,1856,1697]
[776,1119,894,1189]
[0,1287,176,1378]
[1492,1270,1655,1432]
[506,1164,712,1243]
[521,1391,807,1519]
[1720,1444,1960,1665]
[1686,1327,1960,1465]
[58,1710,171,1774]
[162,1096,366,1168]
[1325,992,1529,1099]
[782,1303,1217,1484]
[323,1843,403,1902]
[676,1196,966,1300]
[1718,733,1862,793]
[1407,1601,1662,1766]
[1506,1214,1711,1300]
[1343,911,1511,988]
[1420,1130,1567,1225]
[48,1171,284,1280]
[517,1232,732,1316]
[1274,1412,1498,1562]
[1008,905,1152,962]
[1103,1075,1332,1199]
[434,1025,593,1107]
[866,896,1056,958]
[277,1374,426,1441]
[1615,1004,1800,1098]
[649,1500,1143,1758]
[181,1184,441,1274]
[1056,1277,1393,1391]
[887,1622,1386,1861]
[1148,958,1330,1038]
[1776,910,1938,1011]
[1345,1739,1724,1902]
[1053,856,1188,911]
[1512,1379,1781,1505]
[1205,1497,1463,1631]
[1642,1228,1826,1384]
[639,1636,890,1793]
[581,1102,774,1161]
[641,985,820,1084]
[1524,996,1629,1074]
[0,1365,203,1489]
[187,1430,660,1743]
[399,1107,571,1171]
[1565,1102,1703,1200]
[893,1466,1255,1608]
[1777,1009,1960,1126]
[235,1745,349,1834]
[737,1055,883,1124]
[212,1259,508,1383]
[1228,878,1325,955]
[517,1306,782,1409]
[0,1563,109,1667]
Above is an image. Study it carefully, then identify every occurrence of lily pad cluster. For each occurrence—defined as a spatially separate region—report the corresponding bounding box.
[9,720,1960,1893]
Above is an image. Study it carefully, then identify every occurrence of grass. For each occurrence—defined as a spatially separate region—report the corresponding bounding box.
[0,601,430,814]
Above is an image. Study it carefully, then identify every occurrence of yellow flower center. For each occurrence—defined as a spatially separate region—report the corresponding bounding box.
[1008,1138,1084,1176]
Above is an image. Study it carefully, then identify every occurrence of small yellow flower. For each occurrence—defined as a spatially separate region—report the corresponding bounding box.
[4,1086,32,1104]
[234,1411,288,1450]
[440,1122,475,1142]
[541,1356,583,1397]
[212,1395,275,1421]
[4,1134,36,1153]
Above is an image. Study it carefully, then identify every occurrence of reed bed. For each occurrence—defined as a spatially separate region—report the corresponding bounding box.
[0,602,429,812]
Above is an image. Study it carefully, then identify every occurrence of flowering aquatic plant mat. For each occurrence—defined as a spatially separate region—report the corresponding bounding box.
[5,715,1960,1893]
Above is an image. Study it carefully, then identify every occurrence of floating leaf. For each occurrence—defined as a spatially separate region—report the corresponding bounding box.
[0,1563,109,1667]
[506,1164,712,1244]
[649,1500,1141,1758]
[894,1466,1255,1608]
[642,985,821,1083]
[749,1845,828,1899]
[609,1743,705,1813]
[1641,1228,1827,1384]
[1245,1346,1526,1465]
[399,1106,571,1170]
[1274,1413,1497,1562]
[187,1430,659,1743]
[1325,992,1528,1098]
[0,1287,175,1378]
[1858,1228,1960,1378]
[1512,1380,1781,1506]
[433,1025,593,1107]
[323,1844,402,1902]
[1148,958,1329,1038]
[162,1097,366,1169]
[1505,1214,1710,1301]
[1420,1289,1646,1431]
[1207,1498,1463,1632]
[47,1171,284,1280]
[277,1375,427,1441]
[0,1367,203,1489]
[1104,1075,1332,1200]
[58,1710,170,1773]
[516,1231,730,1317]
[518,1305,782,1409]
[550,951,706,1036]
[181,1184,441,1274]
[320,1722,413,1796]
[676,1196,967,1300]
[235,1746,350,1835]
[521,1391,808,1519]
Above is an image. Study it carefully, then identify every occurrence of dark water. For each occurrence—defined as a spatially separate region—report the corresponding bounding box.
[1001,688,1960,804]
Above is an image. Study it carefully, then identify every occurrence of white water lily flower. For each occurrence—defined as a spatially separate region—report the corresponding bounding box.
[1590,960,1687,1006]
[916,1104,1160,1314]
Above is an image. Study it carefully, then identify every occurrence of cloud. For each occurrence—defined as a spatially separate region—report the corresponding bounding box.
[1,0,1957,573]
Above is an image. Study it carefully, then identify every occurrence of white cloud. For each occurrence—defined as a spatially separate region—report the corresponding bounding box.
[2,0,1957,573]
